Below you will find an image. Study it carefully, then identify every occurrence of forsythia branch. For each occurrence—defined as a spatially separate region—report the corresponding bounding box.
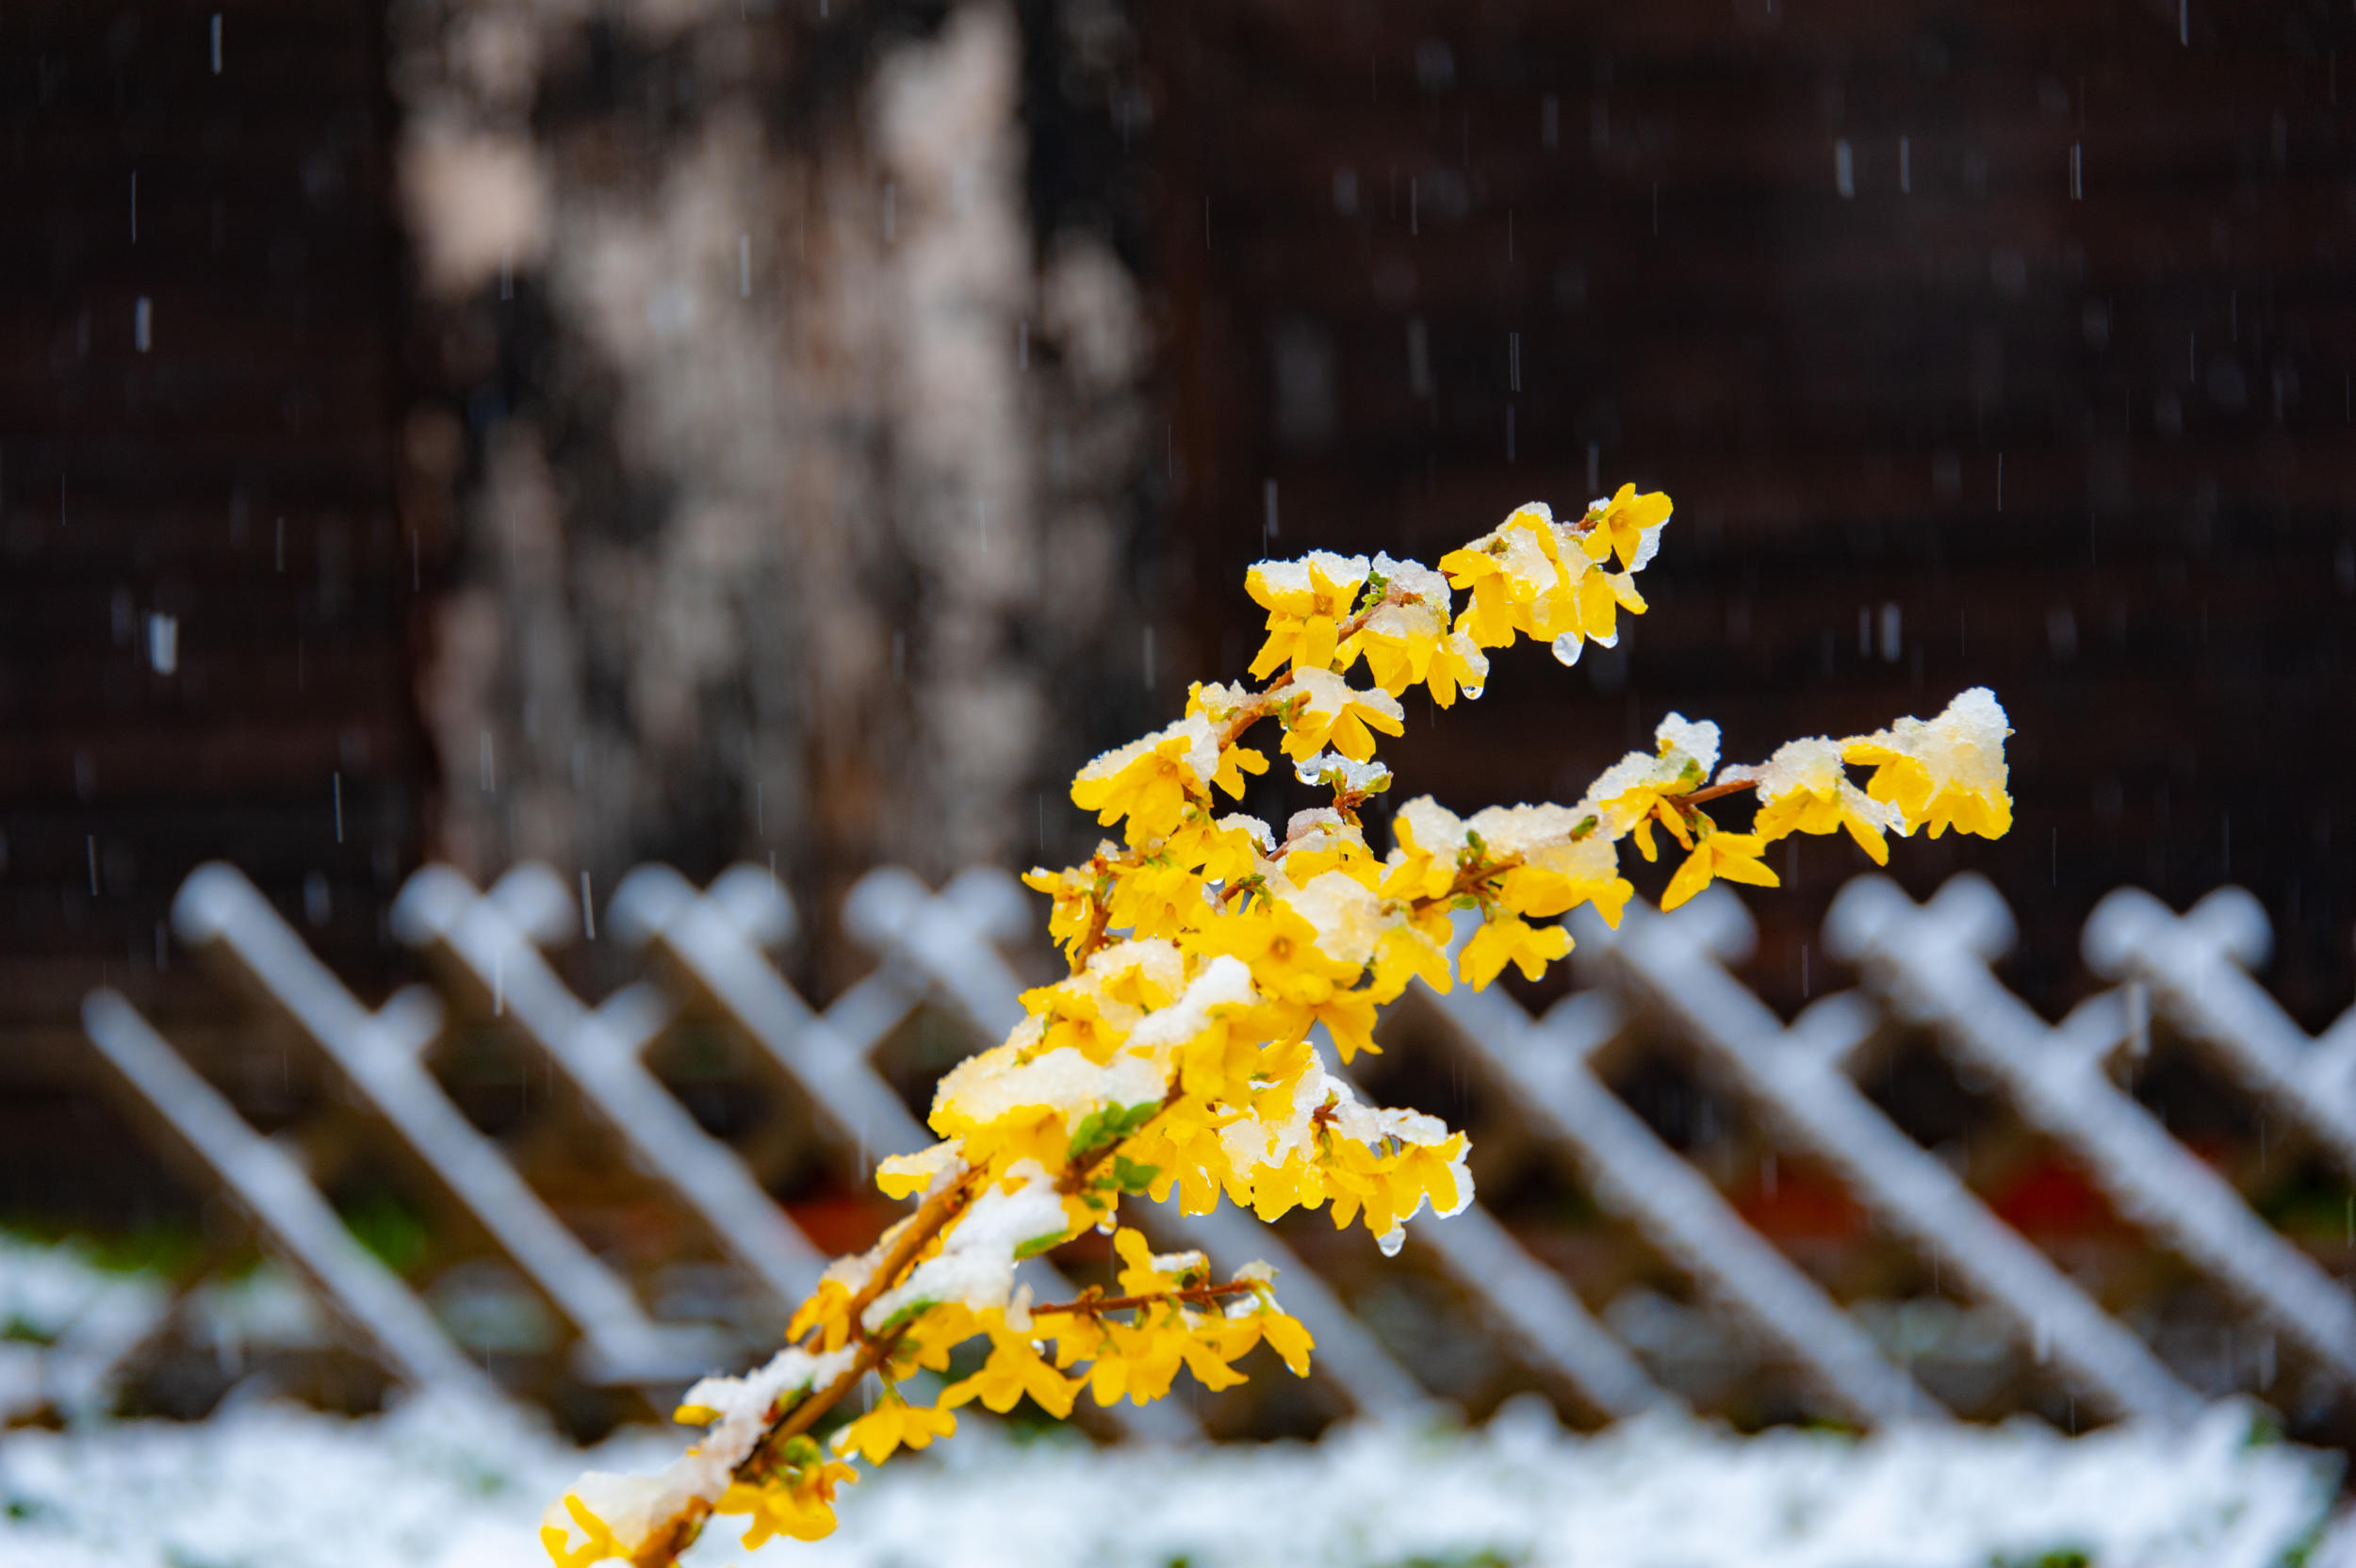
[542,483,2015,1568]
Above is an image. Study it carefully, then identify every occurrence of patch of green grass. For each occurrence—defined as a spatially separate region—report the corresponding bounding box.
[336,1192,431,1275]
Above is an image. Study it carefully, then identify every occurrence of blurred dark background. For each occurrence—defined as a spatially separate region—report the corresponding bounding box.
[2,0,2352,1435]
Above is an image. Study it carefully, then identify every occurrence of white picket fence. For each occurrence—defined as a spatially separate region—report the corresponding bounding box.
[51,858,2356,1437]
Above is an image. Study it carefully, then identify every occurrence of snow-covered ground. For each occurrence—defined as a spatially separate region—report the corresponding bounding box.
[3,1392,2349,1568]
[6,1234,2351,1567]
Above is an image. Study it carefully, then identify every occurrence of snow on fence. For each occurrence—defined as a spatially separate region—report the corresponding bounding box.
[58,859,2356,1435]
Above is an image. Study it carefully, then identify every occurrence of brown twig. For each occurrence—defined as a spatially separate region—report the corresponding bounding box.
[1070,872,1116,970]
[1032,1280,1260,1317]
[820,1167,985,1345]
[1677,776,1760,808]
[765,1324,908,1447]
[1399,851,1526,921]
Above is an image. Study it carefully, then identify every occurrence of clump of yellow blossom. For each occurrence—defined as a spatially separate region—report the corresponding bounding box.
[542,484,2013,1568]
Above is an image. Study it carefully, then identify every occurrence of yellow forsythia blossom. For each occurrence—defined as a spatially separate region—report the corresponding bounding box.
[545,484,2013,1568]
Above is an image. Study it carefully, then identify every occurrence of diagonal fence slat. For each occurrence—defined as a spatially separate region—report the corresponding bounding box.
[610,866,940,1179]
[1420,968,1944,1426]
[1827,874,2356,1390]
[2085,887,2356,1186]
[173,863,724,1386]
[79,989,495,1400]
[1314,1043,1666,1421]
[392,866,830,1316]
[1594,890,2202,1424]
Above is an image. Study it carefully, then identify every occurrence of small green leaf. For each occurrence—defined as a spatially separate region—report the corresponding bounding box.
[874,1298,939,1336]
[1013,1230,1069,1261]
[1067,1099,1164,1162]
[1110,1155,1162,1195]
[1066,1107,1114,1160]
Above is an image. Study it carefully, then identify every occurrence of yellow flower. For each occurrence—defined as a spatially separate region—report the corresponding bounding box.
[1497,861,1631,923]
[1208,743,1268,799]
[1279,810,1382,886]
[1022,862,1098,957]
[1100,1316,1186,1402]
[1424,628,1489,706]
[718,1459,858,1548]
[1370,918,1455,1000]
[1341,554,1471,700]
[832,1396,957,1464]
[1176,1323,1252,1391]
[1317,986,1382,1062]
[1447,576,1520,650]
[1175,1004,1260,1102]
[1441,505,1566,650]
[1188,901,1357,1008]
[1024,988,1125,1065]
[1179,813,1270,885]
[1319,1136,1405,1238]
[1071,716,1220,845]
[1247,551,1370,677]
[1183,678,1252,725]
[1581,482,1673,569]
[1661,829,1779,910]
[1482,829,1636,932]
[1114,1225,1203,1292]
[1549,565,1646,663]
[1841,687,2013,840]
[1079,1309,1255,1398]
[941,1331,1081,1418]
[1388,1133,1469,1221]
[933,1095,1067,1176]
[783,1276,857,1350]
[1281,668,1406,761]
[1123,1102,1242,1212]
[1744,737,1898,863]
[1623,799,1690,864]
[1104,857,1201,941]
[1586,714,1719,847]
[1243,1151,1326,1224]
[1379,799,1468,903]
[1350,613,1434,696]
[541,1494,633,1568]
[899,1302,984,1374]
[1458,912,1571,989]
[1041,1308,1117,1372]
[1254,1307,1315,1376]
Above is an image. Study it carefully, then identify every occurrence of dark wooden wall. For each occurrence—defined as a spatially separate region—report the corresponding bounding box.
[5,0,2354,1224]
[1133,0,2356,1021]
[0,0,428,1216]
